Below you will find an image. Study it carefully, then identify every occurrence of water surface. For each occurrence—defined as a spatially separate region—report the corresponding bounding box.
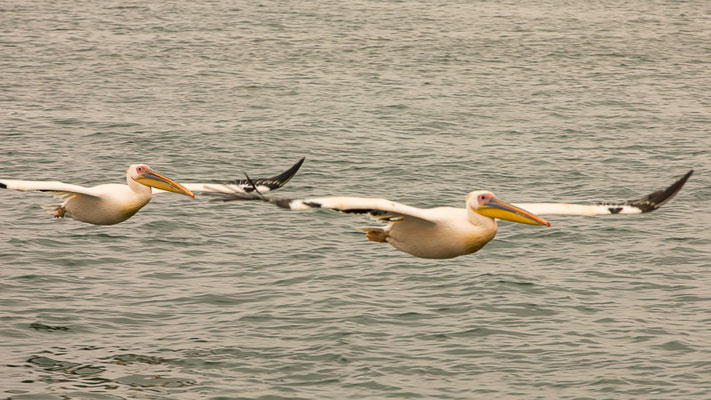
[1,0,710,398]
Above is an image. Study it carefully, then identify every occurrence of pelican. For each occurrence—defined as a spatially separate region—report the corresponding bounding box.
[0,157,305,225]
[216,170,692,259]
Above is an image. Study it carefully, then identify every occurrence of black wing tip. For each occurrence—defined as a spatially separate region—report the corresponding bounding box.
[627,169,693,213]
[270,156,305,187]
[275,198,299,209]
[0,182,6,189]
[233,157,306,192]
[208,192,297,209]
[208,192,260,202]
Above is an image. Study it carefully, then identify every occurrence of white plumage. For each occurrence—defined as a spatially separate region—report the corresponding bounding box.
[1,164,194,225]
[217,170,693,259]
[1,157,305,225]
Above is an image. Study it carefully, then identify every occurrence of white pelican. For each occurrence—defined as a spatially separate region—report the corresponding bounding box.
[0,157,305,226]
[216,170,692,259]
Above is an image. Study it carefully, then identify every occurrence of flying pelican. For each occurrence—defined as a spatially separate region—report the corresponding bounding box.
[216,170,692,259]
[0,157,305,226]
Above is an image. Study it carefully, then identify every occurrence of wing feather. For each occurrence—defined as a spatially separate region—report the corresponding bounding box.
[513,170,692,216]
[0,180,100,199]
[153,157,305,195]
[218,194,437,225]
[288,197,435,224]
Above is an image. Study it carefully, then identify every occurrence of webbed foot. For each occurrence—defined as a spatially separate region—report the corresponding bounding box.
[54,207,66,219]
[365,230,387,243]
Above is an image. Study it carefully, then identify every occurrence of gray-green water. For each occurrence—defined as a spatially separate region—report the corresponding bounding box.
[1,1,710,398]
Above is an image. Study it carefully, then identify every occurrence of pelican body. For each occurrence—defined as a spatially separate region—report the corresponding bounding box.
[260,192,549,259]
[372,191,550,259]
[218,170,692,259]
[1,157,305,226]
[374,205,495,259]
[58,165,194,225]
[0,164,194,225]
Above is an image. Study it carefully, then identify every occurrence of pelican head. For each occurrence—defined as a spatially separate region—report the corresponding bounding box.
[467,190,550,227]
[127,164,195,198]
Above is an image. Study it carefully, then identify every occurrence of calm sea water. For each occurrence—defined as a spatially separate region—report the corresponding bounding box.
[1,0,710,398]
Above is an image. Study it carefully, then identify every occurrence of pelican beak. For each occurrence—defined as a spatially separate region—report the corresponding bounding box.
[134,168,195,198]
[475,198,550,227]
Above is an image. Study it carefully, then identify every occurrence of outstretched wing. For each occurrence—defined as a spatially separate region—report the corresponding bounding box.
[512,170,693,216]
[218,194,437,225]
[0,180,100,200]
[154,157,305,195]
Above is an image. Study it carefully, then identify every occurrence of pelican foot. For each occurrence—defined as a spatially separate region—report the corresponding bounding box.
[54,207,66,219]
[365,230,387,243]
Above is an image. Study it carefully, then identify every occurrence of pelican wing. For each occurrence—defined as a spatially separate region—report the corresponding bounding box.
[512,170,692,216]
[153,157,305,195]
[218,194,437,225]
[0,180,100,199]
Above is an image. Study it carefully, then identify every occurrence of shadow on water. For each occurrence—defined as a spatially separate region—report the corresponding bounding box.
[6,351,197,400]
